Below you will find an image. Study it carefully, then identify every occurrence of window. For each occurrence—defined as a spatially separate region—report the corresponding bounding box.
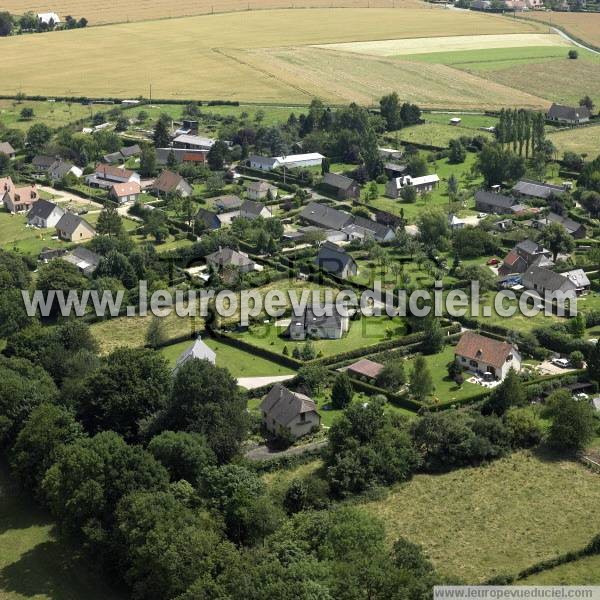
[300,413,306,422]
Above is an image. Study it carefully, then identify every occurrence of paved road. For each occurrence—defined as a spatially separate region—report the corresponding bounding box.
[237,374,295,390]
[244,439,326,462]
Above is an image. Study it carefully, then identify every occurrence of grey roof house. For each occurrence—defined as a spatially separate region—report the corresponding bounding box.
[288,303,350,341]
[533,212,587,239]
[315,241,358,278]
[27,199,65,229]
[174,337,216,372]
[299,202,353,230]
[62,246,102,275]
[547,103,591,125]
[205,247,256,273]
[475,190,522,214]
[513,179,566,200]
[342,215,395,243]
[522,265,577,296]
[320,172,361,200]
[239,199,272,220]
[0,142,16,158]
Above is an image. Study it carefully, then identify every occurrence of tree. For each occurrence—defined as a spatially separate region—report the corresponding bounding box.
[76,348,172,442]
[331,372,354,409]
[26,123,52,154]
[96,205,123,237]
[147,430,216,484]
[568,312,586,338]
[587,339,600,383]
[165,359,247,462]
[579,95,595,112]
[448,139,466,164]
[207,140,229,170]
[483,368,525,416]
[20,107,34,120]
[447,173,459,199]
[35,260,86,317]
[569,350,585,369]
[477,142,525,187]
[0,12,13,37]
[153,114,171,148]
[379,92,402,131]
[296,364,329,396]
[139,144,156,177]
[407,155,428,177]
[538,222,575,261]
[417,208,450,247]
[96,251,137,288]
[115,115,129,132]
[409,355,433,401]
[400,184,417,203]
[547,390,594,452]
[0,249,31,291]
[503,407,543,448]
[10,404,83,497]
[42,432,169,547]
[145,316,167,349]
[166,148,178,169]
[375,361,406,391]
[568,49,578,59]
[422,317,444,354]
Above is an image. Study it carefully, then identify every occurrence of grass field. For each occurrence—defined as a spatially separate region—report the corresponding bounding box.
[520,11,600,49]
[1,0,424,26]
[520,555,600,585]
[0,210,65,255]
[0,8,552,108]
[361,450,600,582]
[423,112,498,129]
[392,122,494,147]
[0,465,124,600]
[160,337,294,377]
[547,124,600,158]
[0,99,92,131]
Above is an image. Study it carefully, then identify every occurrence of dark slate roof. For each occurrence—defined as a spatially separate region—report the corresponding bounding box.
[241,199,267,217]
[315,241,356,274]
[384,162,407,174]
[56,212,94,235]
[69,246,101,267]
[259,384,318,427]
[32,154,56,169]
[299,202,352,230]
[212,195,243,210]
[513,179,564,199]
[205,247,255,269]
[120,144,141,158]
[195,208,221,230]
[523,265,576,293]
[322,172,357,191]
[27,199,61,221]
[475,190,517,210]
[547,103,591,121]
[346,215,394,240]
[103,151,123,164]
[49,160,75,179]
[516,239,546,255]
[538,212,585,235]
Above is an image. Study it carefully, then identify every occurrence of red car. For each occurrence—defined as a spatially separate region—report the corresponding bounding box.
[486,258,499,266]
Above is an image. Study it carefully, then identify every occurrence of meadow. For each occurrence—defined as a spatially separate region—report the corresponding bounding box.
[0,210,65,255]
[0,8,554,108]
[547,124,600,158]
[520,555,600,585]
[0,99,93,131]
[361,450,600,582]
[520,11,600,49]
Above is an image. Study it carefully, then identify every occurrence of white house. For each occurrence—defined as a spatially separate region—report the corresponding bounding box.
[259,384,321,440]
[174,337,216,372]
[86,164,140,189]
[248,153,324,171]
[455,331,521,381]
[37,12,61,25]
[385,174,440,198]
[172,134,216,151]
[27,199,65,229]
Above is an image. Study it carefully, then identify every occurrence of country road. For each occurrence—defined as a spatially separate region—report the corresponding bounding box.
[551,26,600,56]
[244,439,326,462]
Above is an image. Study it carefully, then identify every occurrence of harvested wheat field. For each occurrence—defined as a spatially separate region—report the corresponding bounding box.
[0,0,424,25]
[520,12,600,49]
[0,8,552,107]
[548,125,600,158]
[315,32,567,56]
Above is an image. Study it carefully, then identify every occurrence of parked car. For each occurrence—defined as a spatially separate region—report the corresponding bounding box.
[486,258,499,266]
[552,358,570,369]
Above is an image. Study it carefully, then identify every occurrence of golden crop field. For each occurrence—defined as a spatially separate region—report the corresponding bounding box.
[548,124,600,158]
[0,0,425,25]
[0,8,553,108]
[520,11,600,49]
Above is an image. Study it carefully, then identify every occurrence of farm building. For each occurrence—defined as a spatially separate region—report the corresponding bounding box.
[174,337,216,372]
[315,241,358,278]
[27,199,65,229]
[320,172,361,200]
[156,148,207,166]
[344,358,384,381]
[288,303,350,341]
[547,103,591,125]
[37,12,61,25]
[56,213,96,242]
[260,384,320,440]
[378,147,403,161]
[455,331,521,381]
[150,170,193,197]
[385,174,440,198]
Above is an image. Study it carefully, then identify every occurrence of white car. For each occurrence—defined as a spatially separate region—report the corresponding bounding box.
[478,213,487,219]
[552,358,570,369]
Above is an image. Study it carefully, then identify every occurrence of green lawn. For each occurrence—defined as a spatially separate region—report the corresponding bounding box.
[387,123,493,149]
[230,315,406,359]
[0,99,93,131]
[0,465,124,600]
[520,554,600,585]
[0,210,66,256]
[422,111,498,130]
[160,337,294,378]
[362,450,600,583]
[403,344,483,405]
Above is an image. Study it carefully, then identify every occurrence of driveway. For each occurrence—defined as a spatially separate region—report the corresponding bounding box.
[536,360,577,376]
[237,374,295,390]
[244,439,326,461]
[39,186,104,210]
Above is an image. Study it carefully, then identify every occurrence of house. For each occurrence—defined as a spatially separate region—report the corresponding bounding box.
[247,153,324,171]
[513,179,565,201]
[321,173,361,200]
[455,331,521,381]
[110,182,141,204]
[259,384,321,440]
[156,148,208,166]
[48,159,82,182]
[205,247,256,273]
[547,103,591,125]
[211,195,243,211]
[345,358,384,381]
[288,303,350,340]
[175,120,199,136]
[384,163,408,179]
[62,246,102,275]
[315,241,358,278]
[239,199,272,220]
[385,174,440,198]
[151,170,193,197]
[341,215,395,243]
[522,265,577,296]
[172,134,215,151]
[563,268,591,294]
[498,240,553,277]
[0,142,16,158]
[475,190,522,214]
[37,12,61,25]
[378,147,403,161]
[532,212,587,239]
[2,185,38,213]
[86,164,140,189]
[283,226,347,245]
[448,214,467,230]
[196,208,223,231]
[27,199,65,228]
[32,155,57,173]
[174,337,216,371]
[103,151,123,165]
[55,213,96,242]
[120,144,142,160]
[299,202,352,230]
[246,180,277,201]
